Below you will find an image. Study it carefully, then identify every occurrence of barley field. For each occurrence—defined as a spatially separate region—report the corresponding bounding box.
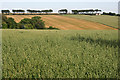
[2,29,118,78]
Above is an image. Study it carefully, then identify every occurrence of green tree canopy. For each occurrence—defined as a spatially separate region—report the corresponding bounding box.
[20,18,32,24]
[7,18,17,29]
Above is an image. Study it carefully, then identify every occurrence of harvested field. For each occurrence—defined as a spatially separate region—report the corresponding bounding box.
[6,15,116,30]
[63,15,118,29]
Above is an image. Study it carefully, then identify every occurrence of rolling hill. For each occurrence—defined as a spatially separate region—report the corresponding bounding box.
[6,15,117,30]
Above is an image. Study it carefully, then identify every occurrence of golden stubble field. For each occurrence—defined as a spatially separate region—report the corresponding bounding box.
[6,15,116,30]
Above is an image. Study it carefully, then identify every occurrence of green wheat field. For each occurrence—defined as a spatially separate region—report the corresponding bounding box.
[2,29,118,78]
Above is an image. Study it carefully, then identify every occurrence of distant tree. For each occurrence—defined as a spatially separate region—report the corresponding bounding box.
[85,10,90,14]
[103,12,106,14]
[95,9,99,14]
[58,9,68,14]
[71,9,102,15]
[72,10,78,14]
[89,9,94,14]
[37,10,42,14]
[1,10,10,14]
[12,10,25,14]
[109,12,116,16]
[117,14,120,16]
[41,10,46,14]
[98,10,102,12]
[18,10,25,14]
[103,12,116,16]
[27,9,41,14]
[95,9,101,14]
[41,10,52,14]
[27,9,32,14]
[12,10,16,14]
[78,10,83,14]
[48,9,53,14]
[32,10,38,14]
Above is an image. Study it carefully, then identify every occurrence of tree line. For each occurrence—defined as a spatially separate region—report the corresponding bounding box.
[2,15,59,29]
[1,9,53,15]
[1,9,119,16]
[103,12,119,16]
[71,9,101,15]
[1,9,102,15]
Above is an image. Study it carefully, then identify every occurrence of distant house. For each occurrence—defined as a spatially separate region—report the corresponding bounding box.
[96,13,101,15]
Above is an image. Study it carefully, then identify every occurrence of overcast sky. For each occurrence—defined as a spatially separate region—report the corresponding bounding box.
[0,0,119,13]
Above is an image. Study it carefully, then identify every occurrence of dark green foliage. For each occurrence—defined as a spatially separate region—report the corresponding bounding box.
[19,16,45,29]
[34,20,45,29]
[1,10,10,14]
[24,24,33,29]
[72,10,78,14]
[2,15,8,22]
[17,23,25,29]
[20,18,32,24]
[58,9,68,14]
[2,15,8,29]
[2,15,17,29]
[48,26,59,30]
[49,26,53,29]
[31,16,41,20]
[27,9,53,14]
[12,10,25,14]
[31,16,45,29]
[41,9,53,14]
[117,14,120,16]
[2,15,46,29]
[2,22,8,29]
[103,12,116,16]
[71,9,101,15]
[7,18,17,29]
